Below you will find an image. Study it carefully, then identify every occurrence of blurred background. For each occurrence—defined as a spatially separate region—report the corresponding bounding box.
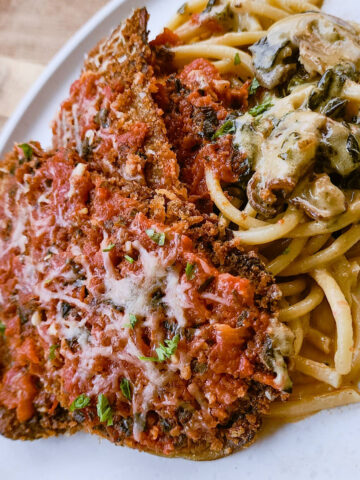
[0,0,107,134]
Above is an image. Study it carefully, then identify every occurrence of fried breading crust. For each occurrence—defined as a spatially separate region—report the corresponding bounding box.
[0,9,290,460]
[0,142,285,459]
[53,8,183,194]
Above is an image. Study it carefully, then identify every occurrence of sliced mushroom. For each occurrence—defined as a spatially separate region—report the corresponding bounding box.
[250,12,360,89]
[247,174,293,218]
[175,4,237,42]
[233,103,360,219]
[320,119,360,177]
[246,110,325,217]
[249,36,297,90]
[291,173,346,220]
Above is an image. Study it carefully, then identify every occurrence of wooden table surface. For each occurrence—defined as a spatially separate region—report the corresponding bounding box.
[0,0,108,136]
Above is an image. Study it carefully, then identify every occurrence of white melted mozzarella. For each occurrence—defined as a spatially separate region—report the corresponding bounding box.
[67,163,87,199]
[103,238,191,328]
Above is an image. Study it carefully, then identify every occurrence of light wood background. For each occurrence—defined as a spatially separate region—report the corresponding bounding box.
[0,0,108,135]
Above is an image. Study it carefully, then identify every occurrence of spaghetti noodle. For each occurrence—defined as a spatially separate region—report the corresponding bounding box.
[165,0,360,420]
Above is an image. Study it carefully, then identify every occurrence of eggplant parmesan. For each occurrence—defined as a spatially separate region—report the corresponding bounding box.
[0,7,295,460]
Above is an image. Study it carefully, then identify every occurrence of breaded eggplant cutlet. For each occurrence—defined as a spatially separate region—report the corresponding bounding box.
[0,8,293,460]
[52,8,182,194]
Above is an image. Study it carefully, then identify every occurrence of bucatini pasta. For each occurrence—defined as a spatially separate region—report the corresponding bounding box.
[165,0,360,420]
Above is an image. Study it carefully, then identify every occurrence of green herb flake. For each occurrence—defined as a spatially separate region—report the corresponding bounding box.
[125,313,138,329]
[124,254,134,264]
[234,53,241,66]
[249,78,260,95]
[249,98,273,117]
[213,119,236,139]
[185,262,196,280]
[156,335,180,361]
[96,394,113,426]
[282,247,290,255]
[120,378,132,401]
[138,355,158,362]
[0,322,6,336]
[102,243,115,252]
[177,2,188,14]
[19,143,33,161]
[146,229,166,246]
[139,334,180,363]
[214,4,234,29]
[48,344,59,360]
[70,394,91,412]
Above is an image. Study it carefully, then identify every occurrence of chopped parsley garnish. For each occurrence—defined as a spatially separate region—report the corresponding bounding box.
[70,394,90,412]
[102,243,115,252]
[213,119,236,139]
[185,262,196,280]
[96,394,113,426]
[146,229,166,246]
[48,344,59,360]
[282,247,291,255]
[125,313,138,329]
[19,143,33,161]
[249,77,260,95]
[124,254,134,264]
[0,322,5,336]
[120,378,132,401]
[249,98,273,117]
[177,2,188,14]
[234,53,241,66]
[139,335,180,363]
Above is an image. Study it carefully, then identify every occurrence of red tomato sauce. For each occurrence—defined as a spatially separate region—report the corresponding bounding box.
[155,59,250,208]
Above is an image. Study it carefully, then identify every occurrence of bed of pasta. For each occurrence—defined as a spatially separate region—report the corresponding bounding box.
[165,0,360,419]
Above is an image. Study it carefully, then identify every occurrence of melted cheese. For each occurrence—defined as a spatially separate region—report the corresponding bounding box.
[0,184,30,258]
[67,163,87,199]
[234,108,325,191]
[163,269,192,328]
[8,205,28,253]
[103,238,191,328]
[267,317,294,390]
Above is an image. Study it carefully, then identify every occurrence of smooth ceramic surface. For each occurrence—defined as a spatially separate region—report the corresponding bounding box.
[0,1,359,478]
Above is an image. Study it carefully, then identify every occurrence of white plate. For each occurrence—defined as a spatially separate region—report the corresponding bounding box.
[0,1,360,479]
